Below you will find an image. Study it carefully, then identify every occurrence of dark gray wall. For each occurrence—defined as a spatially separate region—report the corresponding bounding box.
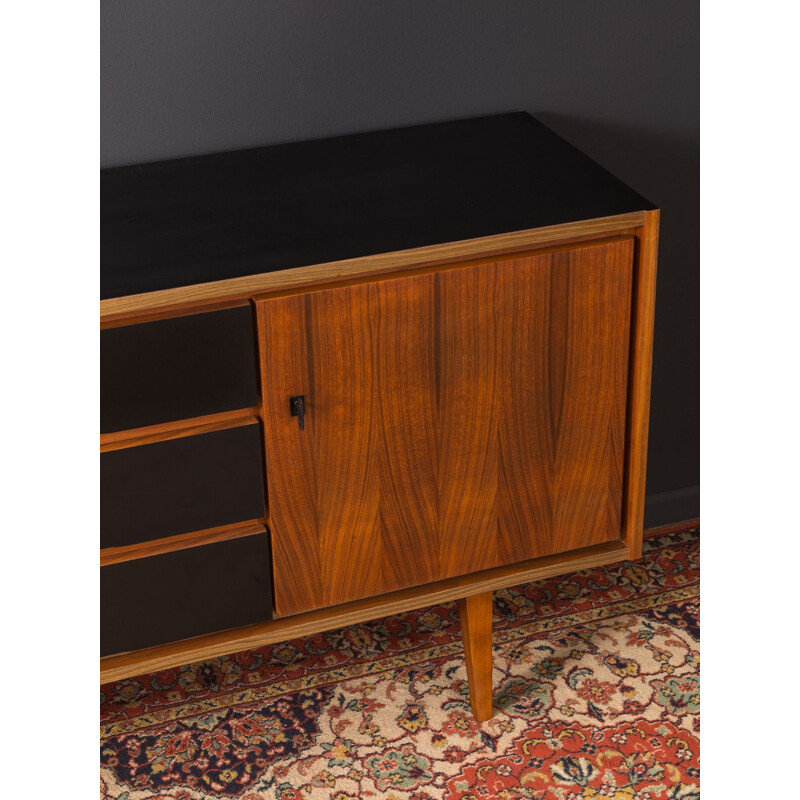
[102,1,699,517]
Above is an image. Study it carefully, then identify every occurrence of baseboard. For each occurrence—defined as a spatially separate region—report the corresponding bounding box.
[644,484,700,529]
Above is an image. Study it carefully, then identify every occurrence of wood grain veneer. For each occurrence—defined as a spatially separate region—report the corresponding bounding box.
[257,237,633,615]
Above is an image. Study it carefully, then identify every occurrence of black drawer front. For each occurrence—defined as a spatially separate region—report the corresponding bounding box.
[101,533,272,656]
[101,306,259,433]
[101,423,266,549]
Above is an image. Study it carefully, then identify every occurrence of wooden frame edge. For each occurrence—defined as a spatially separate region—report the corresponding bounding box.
[251,234,636,305]
[100,213,645,326]
[100,411,260,452]
[622,209,660,560]
[643,518,699,539]
[100,520,267,567]
[100,539,629,684]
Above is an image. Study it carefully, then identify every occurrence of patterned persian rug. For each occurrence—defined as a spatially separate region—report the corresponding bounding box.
[101,522,699,800]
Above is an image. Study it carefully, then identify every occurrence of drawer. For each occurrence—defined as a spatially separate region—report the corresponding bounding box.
[101,422,266,549]
[101,532,272,656]
[101,305,259,433]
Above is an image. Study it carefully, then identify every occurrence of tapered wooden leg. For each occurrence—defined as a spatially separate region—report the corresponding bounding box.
[458,591,494,722]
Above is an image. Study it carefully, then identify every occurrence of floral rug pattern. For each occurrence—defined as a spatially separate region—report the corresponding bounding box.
[101,522,699,799]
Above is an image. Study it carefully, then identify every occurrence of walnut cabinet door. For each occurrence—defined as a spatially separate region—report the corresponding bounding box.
[256,238,634,616]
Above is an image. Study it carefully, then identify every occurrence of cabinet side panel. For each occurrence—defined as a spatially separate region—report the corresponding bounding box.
[622,210,660,559]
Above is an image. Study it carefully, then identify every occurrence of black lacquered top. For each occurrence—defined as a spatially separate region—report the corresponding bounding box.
[101,112,654,299]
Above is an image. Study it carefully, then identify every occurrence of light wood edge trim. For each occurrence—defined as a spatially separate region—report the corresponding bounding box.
[253,235,637,305]
[101,413,260,453]
[643,518,699,540]
[100,298,253,330]
[100,539,629,683]
[100,212,646,325]
[100,521,267,566]
[622,209,660,560]
[101,407,259,449]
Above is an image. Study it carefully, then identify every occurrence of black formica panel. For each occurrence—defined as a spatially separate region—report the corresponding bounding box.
[101,113,655,299]
[101,305,259,433]
[101,533,272,656]
[101,423,266,548]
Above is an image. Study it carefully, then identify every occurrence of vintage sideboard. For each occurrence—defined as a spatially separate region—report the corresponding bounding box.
[100,112,659,721]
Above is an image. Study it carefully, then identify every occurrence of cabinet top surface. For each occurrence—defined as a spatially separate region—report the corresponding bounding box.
[101,112,655,300]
